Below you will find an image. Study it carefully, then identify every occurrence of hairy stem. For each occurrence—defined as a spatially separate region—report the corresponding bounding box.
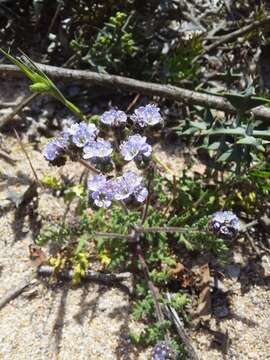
[135,226,201,234]
[135,241,170,342]
[61,98,85,121]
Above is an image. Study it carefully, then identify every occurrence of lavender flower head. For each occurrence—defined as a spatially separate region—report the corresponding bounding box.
[100,109,127,127]
[87,171,148,208]
[120,134,152,161]
[83,138,113,159]
[114,171,148,202]
[152,341,175,360]
[65,122,99,148]
[131,104,162,127]
[87,175,114,208]
[43,133,68,161]
[208,211,241,239]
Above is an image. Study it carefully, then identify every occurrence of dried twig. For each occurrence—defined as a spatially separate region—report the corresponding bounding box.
[135,241,170,342]
[0,93,39,129]
[240,219,258,232]
[1,63,270,121]
[163,175,177,216]
[39,265,133,294]
[37,265,132,283]
[94,231,132,240]
[0,149,17,164]
[245,231,261,256]
[141,176,152,225]
[45,1,62,39]
[77,158,100,174]
[164,293,199,360]
[125,93,140,112]
[0,274,37,311]
[13,129,39,182]
[179,0,206,32]
[201,15,270,56]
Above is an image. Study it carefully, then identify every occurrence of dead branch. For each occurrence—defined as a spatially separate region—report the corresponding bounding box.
[37,265,132,283]
[0,274,37,311]
[164,293,199,360]
[0,149,17,164]
[202,15,270,55]
[1,63,270,122]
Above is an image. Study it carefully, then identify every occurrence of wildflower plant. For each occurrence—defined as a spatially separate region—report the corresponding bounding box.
[42,110,154,208]
[2,50,245,358]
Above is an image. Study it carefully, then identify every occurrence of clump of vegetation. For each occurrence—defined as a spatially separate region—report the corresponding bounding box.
[0,0,204,82]
[2,25,270,356]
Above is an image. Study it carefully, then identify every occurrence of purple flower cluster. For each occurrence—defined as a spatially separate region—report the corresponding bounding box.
[100,105,162,128]
[43,121,113,162]
[88,171,148,208]
[43,104,159,207]
[208,211,241,239]
[43,133,69,161]
[120,134,152,161]
[113,171,148,202]
[151,341,174,360]
[65,122,99,147]
[100,109,127,127]
[87,175,115,208]
[131,104,162,127]
[83,138,113,160]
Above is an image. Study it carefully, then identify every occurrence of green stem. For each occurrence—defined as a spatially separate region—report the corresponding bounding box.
[135,226,201,234]
[136,242,170,342]
[61,98,85,121]
[200,128,270,138]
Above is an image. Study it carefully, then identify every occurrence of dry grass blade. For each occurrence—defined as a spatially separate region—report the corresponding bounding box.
[13,129,39,182]
[0,93,39,129]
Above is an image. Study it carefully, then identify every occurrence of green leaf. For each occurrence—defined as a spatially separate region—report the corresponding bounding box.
[0,48,67,100]
[1,49,85,120]
[75,234,89,255]
[181,128,198,135]
[206,127,245,136]
[237,136,265,151]
[223,93,270,112]
[30,82,51,93]
[217,148,234,162]
[178,234,193,250]
[203,108,214,124]
[202,85,270,112]
[0,48,37,81]
[201,141,221,150]
[189,121,208,130]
